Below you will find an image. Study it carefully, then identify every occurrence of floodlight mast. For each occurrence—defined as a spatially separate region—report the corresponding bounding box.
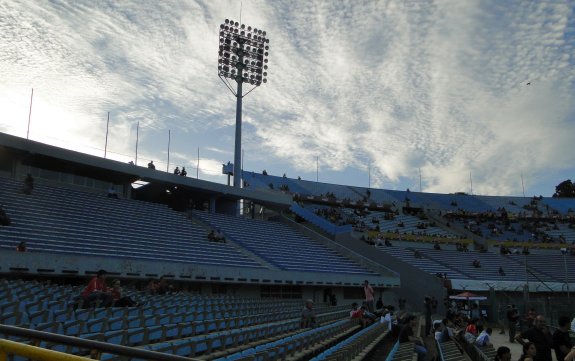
[218,20,269,193]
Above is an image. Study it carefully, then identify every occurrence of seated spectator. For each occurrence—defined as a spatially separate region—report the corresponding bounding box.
[414,250,422,258]
[180,167,187,177]
[0,205,11,226]
[156,276,173,295]
[110,279,139,307]
[434,321,445,342]
[147,161,155,169]
[475,327,493,346]
[473,260,481,268]
[146,279,158,295]
[80,270,113,308]
[107,184,118,199]
[384,239,393,247]
[466,319,478,336]
[16,241,27,252]
[173,167,180,175]
[399,315,427,361]
[380,308,394,331]
[301,299,316,328]
[22,173,34,195]
[350,302,369,327]
[433,242,441,251]
[208,230,216,241]
[522,246,530,255]
[499,267,506,276]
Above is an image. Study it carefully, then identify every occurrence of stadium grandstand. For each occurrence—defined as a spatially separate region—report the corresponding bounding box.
[0,131,574,361]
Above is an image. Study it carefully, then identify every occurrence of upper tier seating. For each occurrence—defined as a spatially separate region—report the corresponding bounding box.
[0,177,263,269]
[194,210,377,275]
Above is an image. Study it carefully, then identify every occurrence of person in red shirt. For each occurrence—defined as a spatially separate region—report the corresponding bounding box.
[110,279,138,307]
[80,270,113,308]
[466,319,478,336]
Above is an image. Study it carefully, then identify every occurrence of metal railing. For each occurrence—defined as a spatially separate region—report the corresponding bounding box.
[0,339,91,361]
[0,324,199,361]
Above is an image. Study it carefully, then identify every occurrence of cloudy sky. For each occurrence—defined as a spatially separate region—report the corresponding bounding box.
[1,0,574,196]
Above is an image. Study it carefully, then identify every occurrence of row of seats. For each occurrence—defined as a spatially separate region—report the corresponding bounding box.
[194,210,377,275]
[212,318,360,361]
[311,321,388,360]
[0,177,264,268]
[99,310,350,360]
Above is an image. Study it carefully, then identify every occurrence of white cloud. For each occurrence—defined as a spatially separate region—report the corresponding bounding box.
[0,0,574,195]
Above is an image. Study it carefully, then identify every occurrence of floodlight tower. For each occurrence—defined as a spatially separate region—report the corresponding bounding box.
[218,19,270,190]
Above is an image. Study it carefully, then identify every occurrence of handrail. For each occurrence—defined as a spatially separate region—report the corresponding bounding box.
[0,324,200,361]
[0,339,91,361]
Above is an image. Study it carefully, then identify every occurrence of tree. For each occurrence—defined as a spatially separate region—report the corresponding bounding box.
[553,179,575,198]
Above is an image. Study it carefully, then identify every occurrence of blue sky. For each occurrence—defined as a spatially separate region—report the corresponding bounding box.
[1,0,574,196]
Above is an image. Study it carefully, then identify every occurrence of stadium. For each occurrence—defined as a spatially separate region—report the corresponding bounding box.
[0,130,573,360]
[2,1,575,360]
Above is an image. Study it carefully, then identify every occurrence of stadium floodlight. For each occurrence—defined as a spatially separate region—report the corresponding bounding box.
[218,19,270,191]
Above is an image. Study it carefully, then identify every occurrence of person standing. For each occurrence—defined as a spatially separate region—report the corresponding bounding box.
[552,316,573,361]
[515,315,553,361]
[363,280,375,313]
[507,305,519,343]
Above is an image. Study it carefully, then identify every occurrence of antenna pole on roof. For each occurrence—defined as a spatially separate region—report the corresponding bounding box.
[469,172,473,195]
[104,112,110,158]
[316,156,319,182]
[419,168,422,192]
[197,147,199,179]
[521,172,525,197]
[135,121,139,166]
[26,88,33,140]
[167,129,171,172]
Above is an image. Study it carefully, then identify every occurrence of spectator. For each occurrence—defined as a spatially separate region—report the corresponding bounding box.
[495,347,512,361]
[147,161,155,169]
[525,308,536,330]
[376,296,383,310]
[499,267,506,276]
[515,315,553,361]
[180,167,187,177]
[350,302,368,327]
[424,296,432,336]
[110,279,138,307]
[434,322,445,342]
[16,241,27,252]
[380,308,394,331]
[0,205,11,226]
[146,279,158,295]
[434,242,441,250]
[23,173,34,194]
[156,276,173,295]
[475,327,493,346]
[552,316,573,361]
[329,293,337,306]
[80,270,113,308]
[519,342,537,361]
[507,304,520,343]
[571,316,575,333]
[363,280,375,313]
[466,319,478,336]
[399,315,427,361]
[301,299,316,328]
[473,260,481,268]
[173,167,180,175]
[107,184,118,199]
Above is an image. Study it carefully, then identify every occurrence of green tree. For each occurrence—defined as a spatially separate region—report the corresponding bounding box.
[553,179,575,198]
